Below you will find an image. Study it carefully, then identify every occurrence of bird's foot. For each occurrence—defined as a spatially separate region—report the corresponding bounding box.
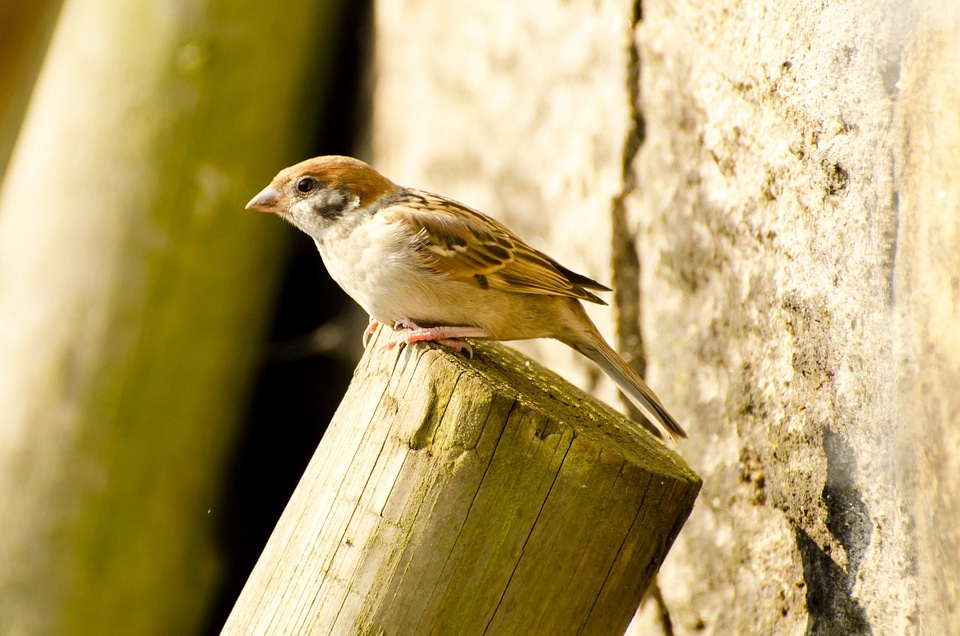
[362,317,380,348]
[385,320,489,359]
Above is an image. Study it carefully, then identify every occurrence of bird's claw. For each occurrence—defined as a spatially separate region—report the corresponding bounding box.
[435,337,474,359]
[362,318,380,348]
[383,319,481,359]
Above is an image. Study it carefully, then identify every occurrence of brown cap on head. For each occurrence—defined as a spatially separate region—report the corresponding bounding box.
[292,156,396,207]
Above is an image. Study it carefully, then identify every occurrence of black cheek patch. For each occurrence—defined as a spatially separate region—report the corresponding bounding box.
[312,188,351,219]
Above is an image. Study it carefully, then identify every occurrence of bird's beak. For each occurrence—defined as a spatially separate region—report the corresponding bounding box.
[245,187,287,213]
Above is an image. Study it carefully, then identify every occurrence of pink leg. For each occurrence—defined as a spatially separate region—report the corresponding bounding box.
[385,320,489,359]
[362,317,381,348]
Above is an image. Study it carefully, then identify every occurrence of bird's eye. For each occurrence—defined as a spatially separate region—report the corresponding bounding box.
[296,177,316,193]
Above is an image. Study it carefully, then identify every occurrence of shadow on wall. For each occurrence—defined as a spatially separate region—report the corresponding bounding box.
[796,428,875,635]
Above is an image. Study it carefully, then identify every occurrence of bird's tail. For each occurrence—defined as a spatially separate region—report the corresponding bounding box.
[564,323,687,441]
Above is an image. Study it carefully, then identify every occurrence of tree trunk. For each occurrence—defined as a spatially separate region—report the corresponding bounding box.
[0,0,346,633]
[0,0,62,178]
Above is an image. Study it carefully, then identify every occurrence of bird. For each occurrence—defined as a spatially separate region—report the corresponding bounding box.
[246,155,686,440]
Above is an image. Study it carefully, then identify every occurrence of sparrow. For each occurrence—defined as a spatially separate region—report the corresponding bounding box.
[246,155,686,440]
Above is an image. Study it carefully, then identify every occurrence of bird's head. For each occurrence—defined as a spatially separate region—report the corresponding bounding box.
[246,155,396,237]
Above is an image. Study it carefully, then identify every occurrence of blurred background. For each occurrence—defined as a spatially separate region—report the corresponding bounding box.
[0,0,371,633]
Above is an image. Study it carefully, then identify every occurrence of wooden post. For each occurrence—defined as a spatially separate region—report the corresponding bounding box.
[222,328,701,634]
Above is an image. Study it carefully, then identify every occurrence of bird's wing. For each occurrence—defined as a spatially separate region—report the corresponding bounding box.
[384,190,609,304]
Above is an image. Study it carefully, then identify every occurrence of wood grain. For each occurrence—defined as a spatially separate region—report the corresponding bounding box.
[223,327,700,635]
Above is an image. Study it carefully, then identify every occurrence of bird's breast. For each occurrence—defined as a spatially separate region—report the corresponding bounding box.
[315,215,441,322]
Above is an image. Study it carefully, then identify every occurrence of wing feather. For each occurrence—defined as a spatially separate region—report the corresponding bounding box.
[383,190,610,304]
